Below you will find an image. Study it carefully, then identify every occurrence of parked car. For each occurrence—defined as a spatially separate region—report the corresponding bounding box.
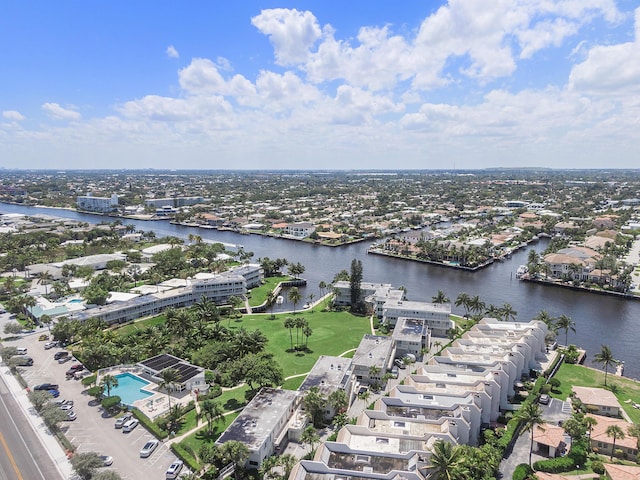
[44,341,58,349]
[16,347,28,355]
[165,460,184,479]
[55,399,74,407]
[38,334,49,341]
[394,359,406,369]
[114,412,133,429]
[34,383,59,391]
[74,370,92,380]
[122,419,139,433]
[13,355,33,366]
[57,356,71,364]
[65,364,84,378]
[47,389,60,398]
[59,403,74,411]
[140,439,159,458]
[65,411,77,421]
[99,455,113,467]
[53,351,69,360]
[539,394,550,405]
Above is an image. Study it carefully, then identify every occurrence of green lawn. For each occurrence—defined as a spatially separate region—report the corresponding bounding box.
[216,385,250,412]
[116,315,167,336]
[553,363,640,423]
[233,310,371,378]
[246,276,289,307]
[178,411,240,468]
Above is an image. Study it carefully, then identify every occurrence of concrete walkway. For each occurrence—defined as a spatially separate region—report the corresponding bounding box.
[0,358,75,479]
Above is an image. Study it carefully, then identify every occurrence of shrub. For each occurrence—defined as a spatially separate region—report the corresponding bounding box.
[101,395,121,410]
[512,463,534,480]
[171,442,200,473]
[591,461,605,475]
[532,456,575,473]
[548,378,561,388]
[568,440,588,465]
[132,409,168,440]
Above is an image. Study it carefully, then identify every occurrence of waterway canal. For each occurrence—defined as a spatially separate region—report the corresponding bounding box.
[2,204,639,378]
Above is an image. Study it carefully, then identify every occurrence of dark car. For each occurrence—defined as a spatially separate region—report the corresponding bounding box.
[47,389,60,398]
[34,383,59,391]
[65,364,84,377]
[53,351,69,360]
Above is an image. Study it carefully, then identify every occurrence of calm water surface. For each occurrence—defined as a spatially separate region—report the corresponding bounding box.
[3,204,639,378]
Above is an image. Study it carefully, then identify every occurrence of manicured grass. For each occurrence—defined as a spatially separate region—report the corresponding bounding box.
[215,385,250,412]
[282,376,305,391]
[179,411,240,467]
[246,276,289,307]
[232,309,371,378]
[553,363,640,423]
[116,315,167,336]
[174,406,200,436]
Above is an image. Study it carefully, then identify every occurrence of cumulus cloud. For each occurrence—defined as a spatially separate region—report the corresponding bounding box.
[3,110,25,121]
[569,7,640,96]
[42,103,81,121]
[166,45,179,58]
[251,8,322,65]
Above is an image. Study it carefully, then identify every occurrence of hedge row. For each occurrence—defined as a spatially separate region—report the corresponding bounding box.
[532,456,575,473]
[132,408,168,440]
[171,442,201,473]
[512,463,534,480]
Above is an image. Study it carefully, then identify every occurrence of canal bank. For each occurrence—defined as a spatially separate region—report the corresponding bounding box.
[2,202,640,379]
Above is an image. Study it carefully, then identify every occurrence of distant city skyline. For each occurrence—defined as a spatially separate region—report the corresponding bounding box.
[1,1,639,170]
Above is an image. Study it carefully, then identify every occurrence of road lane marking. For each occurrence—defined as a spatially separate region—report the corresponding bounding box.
[0,427,24,480]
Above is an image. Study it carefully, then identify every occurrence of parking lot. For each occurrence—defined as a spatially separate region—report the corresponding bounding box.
[9,329,182,479]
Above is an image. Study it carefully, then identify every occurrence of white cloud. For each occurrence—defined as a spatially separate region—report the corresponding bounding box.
[3,110,25,121]
[166,45,179,59]
[251,8,321,65]
[569,7,640,96]
[41,103,81,121]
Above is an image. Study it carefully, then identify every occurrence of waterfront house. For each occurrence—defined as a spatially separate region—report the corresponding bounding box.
[573,387,621,417]
[588,414,638,461]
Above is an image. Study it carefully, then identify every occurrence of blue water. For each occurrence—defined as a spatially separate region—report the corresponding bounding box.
[110,373,153,405]
[68,299,83,303]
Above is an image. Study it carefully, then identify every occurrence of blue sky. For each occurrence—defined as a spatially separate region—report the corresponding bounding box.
[1,1,639,170]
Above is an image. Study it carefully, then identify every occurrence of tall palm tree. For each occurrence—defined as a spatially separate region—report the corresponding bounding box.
[469,295,486,319]
[100,374,119,398]
[307,293,315,312]
[426,439,467,480]
[202,399,224,433]
[454,293,471,318]
[288,287,302,313]
[555,314,576,345]
[534,309,556,330]
[606,424,625,460]
[432,290,450,304]
[593,344,619,386]
[159,367,181,409]
[500,303,518,322]
[266,290,276,317]
[627,423,640,451]
[517,402,546,466]
[284,317,296,350]
[318,281,327,299]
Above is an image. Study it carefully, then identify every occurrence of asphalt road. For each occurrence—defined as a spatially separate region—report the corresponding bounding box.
[0,373,60,480]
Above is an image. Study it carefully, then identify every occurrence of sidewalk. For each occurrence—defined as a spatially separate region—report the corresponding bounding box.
[0,360,74,479]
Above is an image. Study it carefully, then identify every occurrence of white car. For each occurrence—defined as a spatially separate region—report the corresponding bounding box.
[122,419,139,433]
[140,439,159,458]
[99,455,113,467]
[165,460,183,479]
[65,410,77,421]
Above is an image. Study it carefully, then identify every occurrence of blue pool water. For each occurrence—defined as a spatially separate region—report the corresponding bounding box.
[68,299,83,303]
[110,373,153,406]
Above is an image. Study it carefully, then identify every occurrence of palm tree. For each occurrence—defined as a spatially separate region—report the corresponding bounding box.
[585,416,598,450]
[288,286,302,313]
[159,367,181,409]
[426,439,467,480]
[555,314,576,346]
[194,295,220,325]
[202,400,224,434]
[454,293,471,318]
[469,295,486,319]
[500,303,518,322]
[606,424,625,460]
[307,293,315,312]
[534,309,556,330]
[627,423,640,451]
[432,290,450,304]
[318,280,327,299]
[266,289,276,318]
[593,344,619,386]
[517,402,545,466]
[38,270,53,295]
[485,304,502,320]
[100,374,118,398]
[284,317,296,350]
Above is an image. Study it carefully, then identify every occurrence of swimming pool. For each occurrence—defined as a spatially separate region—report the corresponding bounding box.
[110,373,153,406]
[67,298,83,304]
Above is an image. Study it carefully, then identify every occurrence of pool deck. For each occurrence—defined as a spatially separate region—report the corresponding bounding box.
[98,366,195,419]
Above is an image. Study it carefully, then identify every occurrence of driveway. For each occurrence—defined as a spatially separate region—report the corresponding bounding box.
[498,398,572,479]
[8,331,181,479]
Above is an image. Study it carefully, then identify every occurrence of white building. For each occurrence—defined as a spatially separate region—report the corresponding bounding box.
[383,300,453,336]
[76,193,119,213]
[284,222,316,238]
[392,318,431,361]
[216,388,300,468]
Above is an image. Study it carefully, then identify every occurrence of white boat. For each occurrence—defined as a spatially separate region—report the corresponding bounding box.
[516,265,528,278]
[276,296,284,305]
